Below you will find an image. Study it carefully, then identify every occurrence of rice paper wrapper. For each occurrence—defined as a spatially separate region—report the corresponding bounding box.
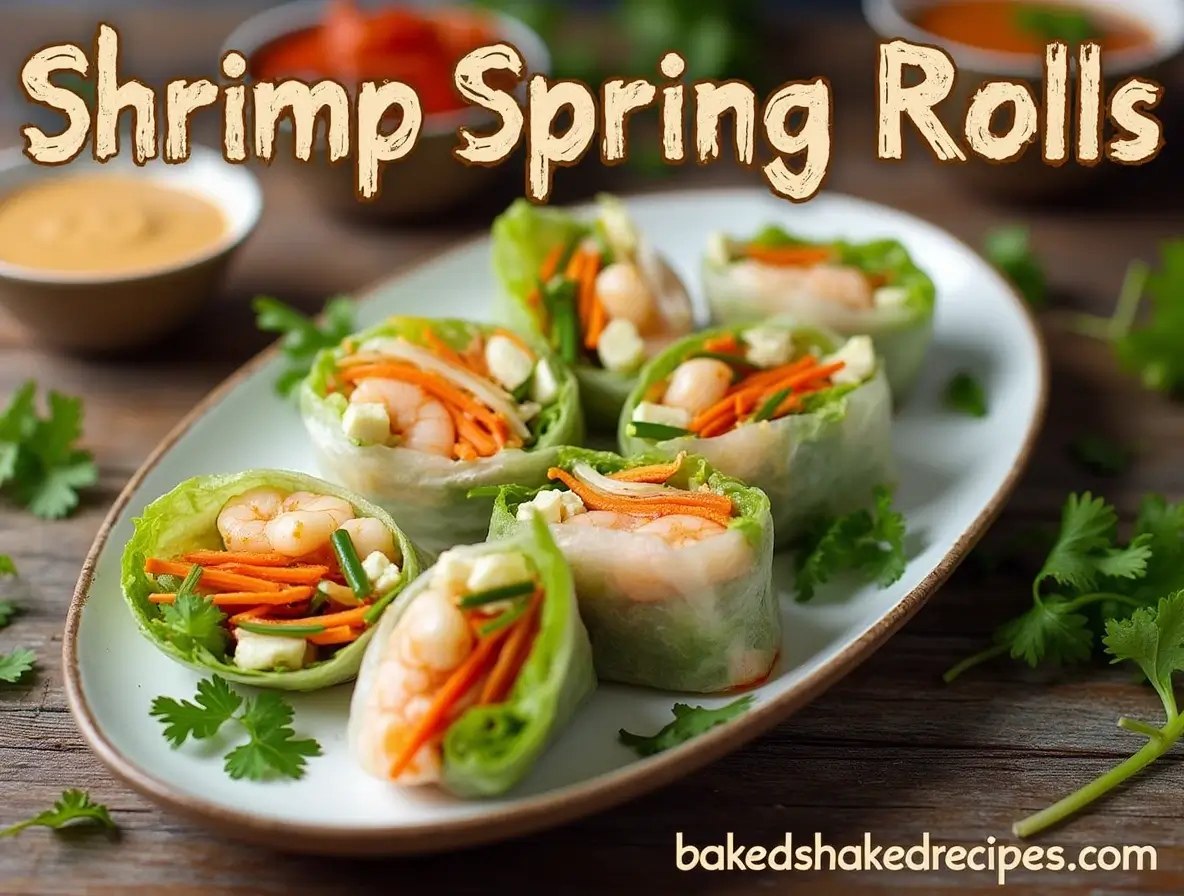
[348,513,596,798]
[487,449,778,693]
[299,317,584,553]
[618,324,897,549]
[120,469,423,691]
[491,196,694,431]
[702,235,935,400]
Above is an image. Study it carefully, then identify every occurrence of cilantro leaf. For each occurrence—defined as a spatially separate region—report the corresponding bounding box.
[150,675,242,747]
[0,648,35,684]
[0,790,116,839]
[0,603,14,628]
[619,696,754,757]
[254,295,356,399]
[0,555,15,577]
[151,566,227,658]
[945,372,987,418]
[224,692,322,781]
[1014,5,1099,43]
[793,485,907,602]
[984,225,1046,308]
[996,595,1094,667]
[0,385,97,520]
[1035,492,1118,595]
[154,677,322,782]
[1129,495,1184,603]
[1114,240,1184,396]
[1104,592,1184,717]
[1069,435,1132,477]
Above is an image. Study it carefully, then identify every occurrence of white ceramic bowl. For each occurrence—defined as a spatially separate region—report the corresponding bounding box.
[0,144,262,353]
[221,0,551,221]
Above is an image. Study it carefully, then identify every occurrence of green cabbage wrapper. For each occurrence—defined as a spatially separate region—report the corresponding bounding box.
[348,513,595,798]
[618,323,896,549]
[486,448,778,693]
[299,317,583,553]
[120,469,422,691]
[491,197,694,431]
[702,228,936,400]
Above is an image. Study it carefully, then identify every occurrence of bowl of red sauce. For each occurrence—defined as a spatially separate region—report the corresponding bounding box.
[223,0,549,221]
[863,0,1184,199]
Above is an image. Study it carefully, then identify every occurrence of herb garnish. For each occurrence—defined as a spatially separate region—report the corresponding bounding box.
[0,790,116,839]
[984,225,1046,308]
[793,486,907,602]
[619,696,754,757]
[1014,5,1100,43]
[151,675,322,781]
[148,565,226,659]
[0,382,97,520]
[254,295,357,399]
[0,648,35,684]
[945,372,988,418]
[1070,434,1132,477]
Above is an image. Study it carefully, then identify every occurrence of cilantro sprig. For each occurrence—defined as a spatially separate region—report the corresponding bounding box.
[0,556,15,630]
[619,696,754,757]
[1013,592,1184,837]
[984,225,1046,309]
[0,382,97,519]
[148,566,227,660]
[0,790,116,839]
[151,675,322,781]
[944,492,1160,682]
[793,486,907,602]
[1069,434,1132,477]
[254,295,357,399]
[945,372,987,418]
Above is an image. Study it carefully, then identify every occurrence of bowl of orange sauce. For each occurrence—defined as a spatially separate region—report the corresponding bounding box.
[222,0,550,222]
[864,0,1184,199]
[0,145,261,353]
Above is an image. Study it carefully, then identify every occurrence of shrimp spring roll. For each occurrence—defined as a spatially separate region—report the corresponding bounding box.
[300,317,583,551]
[491,194,695,430]
[349,512,595,797]
[702,226,936,399]
[487,449,777,693]
[121,470,422,690]
[618,322,895,548]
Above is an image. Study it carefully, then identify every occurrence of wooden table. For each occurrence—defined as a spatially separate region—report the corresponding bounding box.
[3,9,1184,894]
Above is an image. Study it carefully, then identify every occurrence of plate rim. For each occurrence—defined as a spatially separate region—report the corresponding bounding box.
[61,187,1050,856]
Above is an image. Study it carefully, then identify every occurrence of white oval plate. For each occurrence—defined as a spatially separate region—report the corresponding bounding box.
[64,188,1046,856]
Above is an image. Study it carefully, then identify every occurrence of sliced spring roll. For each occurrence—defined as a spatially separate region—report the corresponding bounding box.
[491,194,695,430]
[300,317,583,552]
[121,469,423,691]
[349,512,595,797]
[618,322,896,549]
[487,448,777,693]
[702,225,936,400]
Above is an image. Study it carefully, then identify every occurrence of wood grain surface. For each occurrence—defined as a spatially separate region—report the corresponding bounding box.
[2,8,1184,894]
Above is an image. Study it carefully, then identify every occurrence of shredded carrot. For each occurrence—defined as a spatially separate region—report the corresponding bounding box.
[479,592,541,705]
[702,334,742,354]
[446,403,499,458]
[579,251,601,334]
[245,605,371,630]
[181,551,294,567]
[690,359,843,434]
[610,453,686,484]
[388,626,513,779]
[564,246,586,281]
[144,559,283,593]
[455,440,479,461]
[308,625,362,646]
[423,329,472,373]
[339,364,507,439]
[547,468,733,526]
[149,587,314,607]
[744,245,835,266]
[214,564,329,585]
[584,293,607,350]
[540,243,565,281]
[229,606,272,624]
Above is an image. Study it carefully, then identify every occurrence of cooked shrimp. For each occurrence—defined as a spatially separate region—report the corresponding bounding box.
[217,487,286,553]
[350,377,455,457]
[353,586,476,784]
[633,514,728,547]
[595,262,655,331]
[662,358,733,415]
[217,488,358,558]
[562,510,646,532]
[732,260,873,312]
[337,516,398,563]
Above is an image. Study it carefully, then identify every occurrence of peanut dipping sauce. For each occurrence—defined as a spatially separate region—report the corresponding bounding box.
[912,1,1151,56]
[0,176,227,275]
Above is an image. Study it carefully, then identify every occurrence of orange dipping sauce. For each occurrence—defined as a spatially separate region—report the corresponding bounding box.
[913,1,1150,55]
[251,0,497,115]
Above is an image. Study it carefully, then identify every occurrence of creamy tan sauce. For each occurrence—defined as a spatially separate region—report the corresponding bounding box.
[0,175,227,274]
